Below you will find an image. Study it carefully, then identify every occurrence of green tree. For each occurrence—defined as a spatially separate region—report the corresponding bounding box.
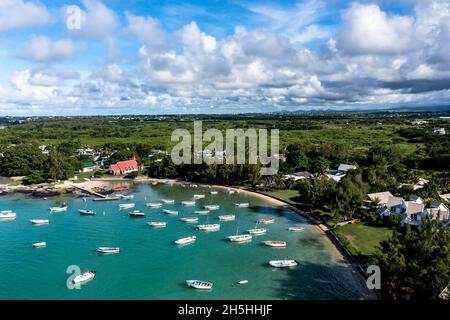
[310,156,330,175]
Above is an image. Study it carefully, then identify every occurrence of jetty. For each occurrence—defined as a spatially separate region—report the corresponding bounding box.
[70,184,107,199]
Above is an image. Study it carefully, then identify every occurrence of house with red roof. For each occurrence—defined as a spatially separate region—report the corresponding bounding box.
[109,159,139,175]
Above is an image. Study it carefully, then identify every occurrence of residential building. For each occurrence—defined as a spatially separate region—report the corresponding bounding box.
[365,191,394,207]
[337,164,357,172]
[284,171,314,182]
[109,159,139,175]
[432,127,446,135]
[82,162,96,173]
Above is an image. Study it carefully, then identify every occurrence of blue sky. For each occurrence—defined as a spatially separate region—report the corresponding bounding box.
[0,0,449,115]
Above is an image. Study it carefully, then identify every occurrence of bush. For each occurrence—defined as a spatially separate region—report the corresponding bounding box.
[124,171,139,179]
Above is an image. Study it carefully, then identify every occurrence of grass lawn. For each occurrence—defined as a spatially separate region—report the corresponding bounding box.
[260,189,301,205]
[333,223,394,259]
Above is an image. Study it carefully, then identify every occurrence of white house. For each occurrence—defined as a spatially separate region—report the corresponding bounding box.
[433,127,446,135]
[284,171,314,182]
[402,201,427,227]
[338,164,357,172]
[365,191,394,207]
[326,170,346,182]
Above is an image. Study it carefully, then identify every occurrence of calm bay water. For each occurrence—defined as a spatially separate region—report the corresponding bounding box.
[0,183,371,299]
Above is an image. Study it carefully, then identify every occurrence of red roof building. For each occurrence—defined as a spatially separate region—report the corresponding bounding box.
[109,159,139,175]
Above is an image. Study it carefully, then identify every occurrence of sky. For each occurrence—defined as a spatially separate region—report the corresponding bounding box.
[0,0,449,115]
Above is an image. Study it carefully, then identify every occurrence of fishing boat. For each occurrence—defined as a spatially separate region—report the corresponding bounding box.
[129,210,145,217]
[30,219,49,225]
[180,217,199,223]
[258,218,275,224]
[118,194,134,200]
[161,199,175,204]
[73,270,96,284]
[119,203,135,210]
[147,221,167,227]
[288,226,305,232]
[237,280,248,285]
[146,202,162,208]
[264,240,287,247]
[218,214,235,221]
[193,194,205,199]
[235,203,249,208]
[228,234,252,242]
[175,236,196,245]
[181,200,196,206]
[197,224,220,232]
[247,228,267,235]
[186,280,213,290]
[204,204,220,210]
[49,205,67,212]
[210,191,218,195]
[112,185,129,191]
[93,196,119,202]
[269,259,298,268]
[32,242,46,248]
[0,210,16,219]
[79,209,96,215]
[195,210,210,215]
[97,247,120,254]
[227,189,235,194]
[163,209,178,215]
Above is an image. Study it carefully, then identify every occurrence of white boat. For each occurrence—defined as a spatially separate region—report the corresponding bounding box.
[49,205,67,212]
[235,203,249,208]
[193,194,205,199]
[164,181,173,186]
[146,202,162,208]
[269,259,298,268]
[163,209,178,215]
[180,217,199,223]
[30,219,49,225]
[186,280,213,290]
[227,189,235,194]
[32,242,46,248]
[264,240,287,247]
[118,194,134,200]
[73,270,96,284]
[97,247,120,254]
[248,228,267,235]
[129,210,145,217]
[181,200,196,206]
[119,203,135,210]
[204,205,220,210]
[237,280,248,284]
[79,209,96,215]
[0,210,16,219]
[288,226,305,232]
[210,191,218,195]
[161,199,175,204]
[228,234,252,242]
[197,224,220,231]
[175,236,196,245]
[258,218,275,224]
[195,210,210,215]
[147,221,167,227]
[218,214,235,221]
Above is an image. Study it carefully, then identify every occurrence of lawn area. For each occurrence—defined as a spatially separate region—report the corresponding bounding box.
[261,189,301,205]
[333,223,394,259]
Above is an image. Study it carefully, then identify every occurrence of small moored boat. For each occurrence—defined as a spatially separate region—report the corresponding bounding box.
[118,194,134,200]
[79,209,96,215]
[49,205,67,212]
[30,219,49,225]
[258,218,275,224]
[129,210,145,217]
[237,280,248,285]
[228,234,252,242]
[195,210,210,215]
[147,221,167,227]
[73,270,96,284]
[0,210,16,219]
[193,194,205,199]
[93,196,119,202]
[181,200,196,206]
[264,240,287,247]
[180,217,199,223]
[288,226,305,232]
[248,228,267,235]
[218,214,235,221]
[119,203,135,210]
[161,199,175,204]
[186,280,213,290]
[269,259,298,268]
[32,242,46,248]
[175,236,196,245]
[204,205,220,210]
[235,203,249,208]
[210,191,218,195]
[146,202,162,208]
[197,224,220,232]
[97,247,120,254]
[163,209,178,215]
[227,189,235,194]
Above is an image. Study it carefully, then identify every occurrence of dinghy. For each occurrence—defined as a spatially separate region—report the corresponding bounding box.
[237,280,248,285]
[97,247,120,254]
[119,203,135,210]
[79,209,96,215]
[163,209,178,215]
[228,234,252,242]
[269,259,298,268]
[193,194,205,199]
[30,219,49,225]
[0,210,16,219]
[93,196,119,202]
[175,236,196,245]
[218,214,235,221]
[32,242,46,248]
[118,194,134,200]
[195,210,210,215]
[161,199,175,204]
[210,191,218,195]
[180,217,199,223]
[204,205,220,210]
[264,240,287,247]
[288,226,305,232]
[73,270,96,284]
[49,205,67,212]
[147,221,167,227]
[247,228,267,235]
[129,210,145,217]
[227,189,235,194]
[235,203,249,208]
[258,218,275,224]
[181,200,196,206]
[146,202,162,208]
[186,280,213,290]
[197,224,220,232]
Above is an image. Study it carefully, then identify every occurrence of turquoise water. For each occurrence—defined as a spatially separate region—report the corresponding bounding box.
[0,183,370,300]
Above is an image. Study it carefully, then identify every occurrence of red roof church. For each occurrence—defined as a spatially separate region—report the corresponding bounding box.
[109,159,139,175]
